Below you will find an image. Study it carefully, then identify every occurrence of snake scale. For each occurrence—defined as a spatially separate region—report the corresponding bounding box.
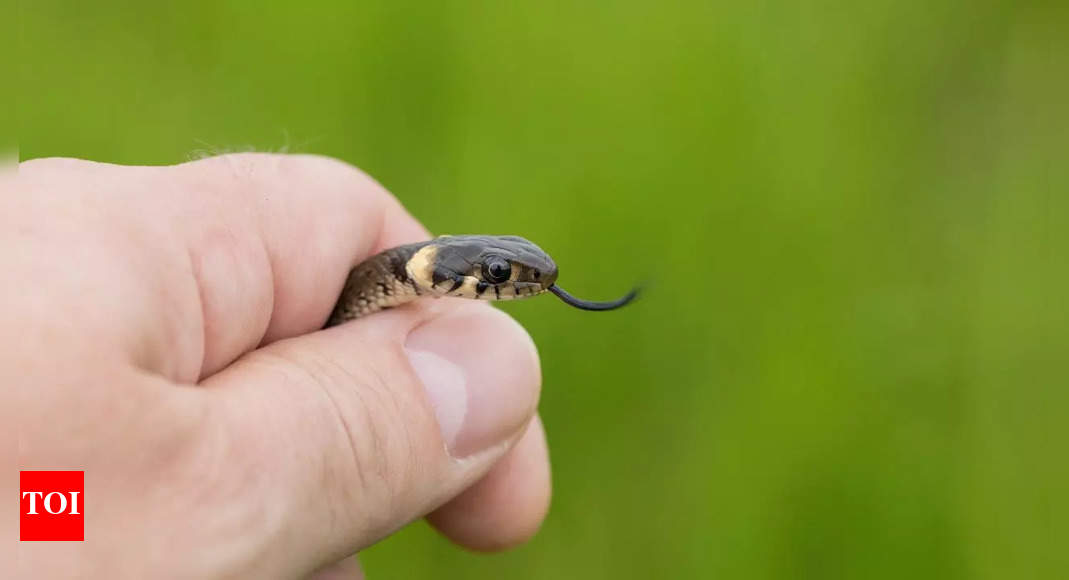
[325,235,638,326]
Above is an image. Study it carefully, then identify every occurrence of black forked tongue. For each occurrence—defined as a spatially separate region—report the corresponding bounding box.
[547,284,639,311]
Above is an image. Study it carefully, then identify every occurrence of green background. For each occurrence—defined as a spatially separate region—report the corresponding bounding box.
[20,1,1067,577]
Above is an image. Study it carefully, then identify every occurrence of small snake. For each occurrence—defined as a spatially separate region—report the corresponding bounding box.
[326,235,638,326]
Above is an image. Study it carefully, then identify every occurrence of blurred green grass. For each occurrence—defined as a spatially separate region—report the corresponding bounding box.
[19,1,1067,577]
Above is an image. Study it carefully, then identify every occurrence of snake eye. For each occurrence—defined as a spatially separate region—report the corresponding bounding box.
[483,257,511,284]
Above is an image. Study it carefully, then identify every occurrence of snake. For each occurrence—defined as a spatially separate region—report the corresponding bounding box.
[325,235,638,326]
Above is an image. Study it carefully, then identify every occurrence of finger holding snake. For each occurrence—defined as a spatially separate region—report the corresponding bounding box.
[11,155,552,577]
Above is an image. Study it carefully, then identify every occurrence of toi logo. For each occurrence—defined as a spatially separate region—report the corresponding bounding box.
[20,471,84,541]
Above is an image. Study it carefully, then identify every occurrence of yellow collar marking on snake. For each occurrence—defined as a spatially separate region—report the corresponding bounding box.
[405,244,439,292]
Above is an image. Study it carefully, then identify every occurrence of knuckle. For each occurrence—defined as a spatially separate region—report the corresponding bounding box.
[284,154,395,205]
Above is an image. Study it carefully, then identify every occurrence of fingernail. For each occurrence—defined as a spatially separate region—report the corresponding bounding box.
[405,305,540,457]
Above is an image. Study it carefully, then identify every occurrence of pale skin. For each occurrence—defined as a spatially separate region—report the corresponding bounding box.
[3,154,550,579]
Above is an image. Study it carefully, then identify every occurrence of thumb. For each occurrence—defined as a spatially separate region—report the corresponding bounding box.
[200,300,540,577]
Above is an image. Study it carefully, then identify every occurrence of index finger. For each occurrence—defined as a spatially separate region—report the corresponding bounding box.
[170,154,430,377]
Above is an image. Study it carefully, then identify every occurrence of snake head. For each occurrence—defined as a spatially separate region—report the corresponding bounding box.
[407,235,559,300]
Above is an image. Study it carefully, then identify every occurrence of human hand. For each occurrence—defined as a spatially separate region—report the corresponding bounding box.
[5,155,549,578]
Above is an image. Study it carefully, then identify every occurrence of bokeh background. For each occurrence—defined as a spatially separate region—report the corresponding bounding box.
[20,1,1067,578]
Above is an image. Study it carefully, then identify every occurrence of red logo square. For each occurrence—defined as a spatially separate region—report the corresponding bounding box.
[20,471,84,541]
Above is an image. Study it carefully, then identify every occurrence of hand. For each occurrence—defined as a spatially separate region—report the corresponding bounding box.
[5,155,549,578]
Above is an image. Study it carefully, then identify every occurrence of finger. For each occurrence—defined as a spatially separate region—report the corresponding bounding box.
[200,300,541,577]
[19,154,428,382]
[427,415,551,551]
[167,153,429,377]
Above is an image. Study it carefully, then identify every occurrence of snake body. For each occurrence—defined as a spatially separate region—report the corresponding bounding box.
[326,235,637,326]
